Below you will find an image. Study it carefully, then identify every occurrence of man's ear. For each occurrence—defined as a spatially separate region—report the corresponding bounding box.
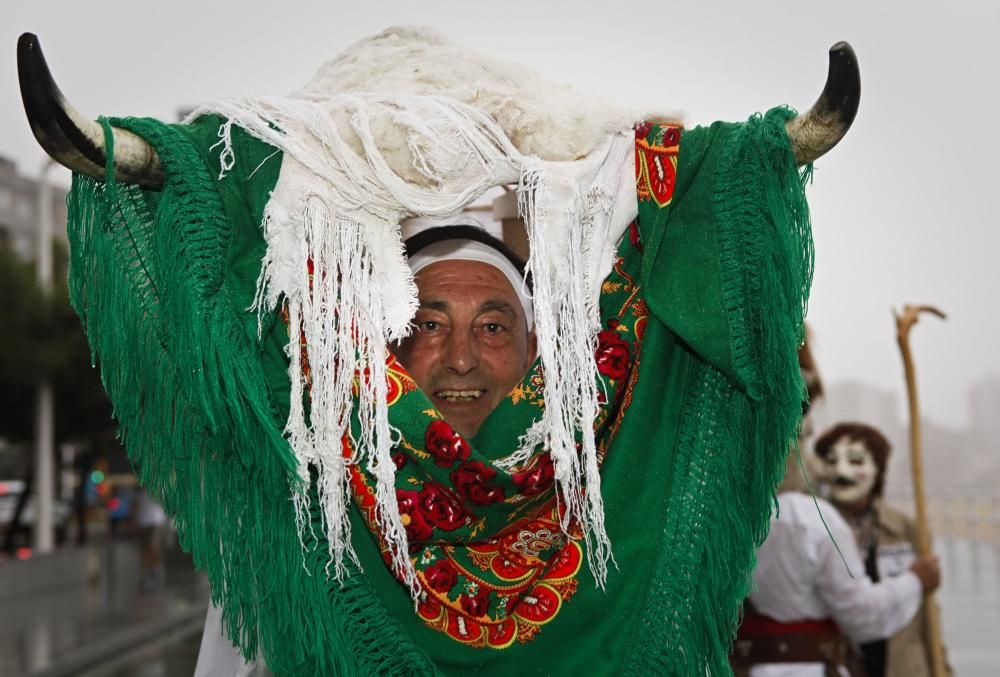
[526,329,538,366]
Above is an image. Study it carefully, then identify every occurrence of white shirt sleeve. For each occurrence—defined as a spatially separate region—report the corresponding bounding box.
[813,519,923,643]
[194,602,273,677]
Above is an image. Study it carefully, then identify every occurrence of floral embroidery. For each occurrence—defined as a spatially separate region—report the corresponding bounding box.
[509,363,545,406]
[596,320,631,381]
[386,353,418,405]
[635,122,681,207]
[461,588,492,617]
[397,489,435,543]
[425,559,459,592]
[510,527,562,559]
[395,483,472,548]
[417,483,470,532]
[451,461,507,506]
[412,512,585,649]
[425,420,472,467]
[511,454,555,497]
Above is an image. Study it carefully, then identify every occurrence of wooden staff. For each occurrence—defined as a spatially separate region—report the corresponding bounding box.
[894,304,947,677]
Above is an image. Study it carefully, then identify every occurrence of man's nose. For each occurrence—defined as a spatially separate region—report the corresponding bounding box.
[442,329,479,375]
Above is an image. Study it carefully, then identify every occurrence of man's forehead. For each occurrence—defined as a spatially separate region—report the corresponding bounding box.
[418,298,518,316]
[406,231,534,330]
[415,260,524,316]
[416,258,516,283]
[418,259,519,291]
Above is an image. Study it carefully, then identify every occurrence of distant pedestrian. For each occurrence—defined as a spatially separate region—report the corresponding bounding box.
[733,342,941,677]
[133,488,168,590]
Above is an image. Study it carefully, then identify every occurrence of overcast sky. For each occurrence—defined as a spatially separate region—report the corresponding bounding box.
[3,0,997,431]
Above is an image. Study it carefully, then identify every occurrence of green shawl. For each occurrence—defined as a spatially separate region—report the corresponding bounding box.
[67,108,811,675]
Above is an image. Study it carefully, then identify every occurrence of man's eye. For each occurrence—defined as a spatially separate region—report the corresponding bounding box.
[483,322,505,334]
[418,321,440,332]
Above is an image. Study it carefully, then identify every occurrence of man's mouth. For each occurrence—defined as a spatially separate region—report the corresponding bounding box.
[435,389,487,403]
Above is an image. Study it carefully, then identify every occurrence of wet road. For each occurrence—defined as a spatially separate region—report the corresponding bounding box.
[0,542,207,677]
[2,536,996,676]
[75,630,201,677]
[939,537,1000,676]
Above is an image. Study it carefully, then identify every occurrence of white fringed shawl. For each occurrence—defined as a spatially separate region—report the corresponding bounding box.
[187,25,671,593]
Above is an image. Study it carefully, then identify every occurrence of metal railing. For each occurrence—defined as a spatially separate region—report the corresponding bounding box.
[884,488,1000,543]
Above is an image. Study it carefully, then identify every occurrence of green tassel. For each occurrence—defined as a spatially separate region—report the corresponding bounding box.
[624,108,813,675]
[67,116,433,676]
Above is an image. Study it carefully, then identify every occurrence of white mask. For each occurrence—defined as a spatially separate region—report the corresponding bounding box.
[822,437,878,505]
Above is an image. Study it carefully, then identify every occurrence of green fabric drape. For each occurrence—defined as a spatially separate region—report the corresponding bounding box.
[70,116,433,676]
[66,109,812,675]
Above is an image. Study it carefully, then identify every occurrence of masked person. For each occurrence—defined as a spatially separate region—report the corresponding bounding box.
[25,25,861,676]
[732,344,941,677]
[815,423,951,677]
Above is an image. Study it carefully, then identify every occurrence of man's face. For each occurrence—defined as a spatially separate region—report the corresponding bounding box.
[394,259,536,439]
[822,436,878,505]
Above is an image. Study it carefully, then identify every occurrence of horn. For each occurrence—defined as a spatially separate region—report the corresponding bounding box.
[17,33,163,188]
[18,32,856,182]
[786,41,861,165]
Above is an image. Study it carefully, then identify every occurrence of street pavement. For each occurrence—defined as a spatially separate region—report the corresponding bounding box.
[0,543,207,677]
[938,536,1000,676]
[0,536,995,676]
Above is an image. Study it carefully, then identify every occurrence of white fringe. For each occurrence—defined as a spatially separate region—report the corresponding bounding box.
[186,93,636,593]
[496,153,621,588]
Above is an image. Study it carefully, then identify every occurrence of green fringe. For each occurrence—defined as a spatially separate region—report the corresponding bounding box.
[67,117,433,676]
[624,108,813,675]
[67,108,809,674]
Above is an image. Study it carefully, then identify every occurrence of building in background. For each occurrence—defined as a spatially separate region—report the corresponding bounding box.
[0,156,67,262]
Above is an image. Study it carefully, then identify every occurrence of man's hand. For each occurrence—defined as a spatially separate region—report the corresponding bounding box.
[910,555,941,592]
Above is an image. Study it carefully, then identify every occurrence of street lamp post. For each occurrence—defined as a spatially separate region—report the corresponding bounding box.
[33,158,56,554]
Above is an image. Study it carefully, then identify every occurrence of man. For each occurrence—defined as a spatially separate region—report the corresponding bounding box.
[394,225,537,439]
[815,423,951,677]
[733,345,942,677]
[24,26,860,675]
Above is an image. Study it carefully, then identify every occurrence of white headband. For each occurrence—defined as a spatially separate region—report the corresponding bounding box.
[408,239,534,331]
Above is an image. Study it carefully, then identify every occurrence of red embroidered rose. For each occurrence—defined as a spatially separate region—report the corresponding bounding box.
[460,588,492,618]
[595,321,631,380]
[661,126,681,147]
[450,461,506,506]
[397,489,434,543]
[512,454,555,497]
[418,482,468,531]
[392,452,407,471]
[424,420,471,468]
[424,559,459,593]
[634,121,653,140]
